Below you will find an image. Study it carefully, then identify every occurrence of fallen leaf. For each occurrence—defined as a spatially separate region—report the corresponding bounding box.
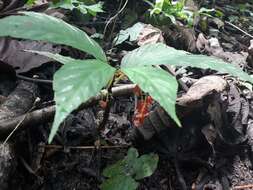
[0,38,61,73]
[137,24,165,46]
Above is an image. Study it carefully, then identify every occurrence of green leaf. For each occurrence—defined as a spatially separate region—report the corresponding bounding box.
[121,43,253,83]
[121,43,185,68]
[133,153,159,180]
[35,54,115,143]
[102,160,126,178]
[50,0,75,10]
[26,0,36,5]
[0,11,106,62]
[101,148,158,190]
[121,66,180,126]
[125,148,139,164]
[114,22,145,45]
[102,148,138,178]
[100,175,139,190]
[79,2,104,16]
[168,54,253,83]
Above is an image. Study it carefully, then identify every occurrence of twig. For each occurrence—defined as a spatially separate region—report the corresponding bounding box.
[0,105,55,139]
[233,184,253,189]
[2,113,28,146]
[0,82,191,138]
[103,0,128,38]
[16,74,52,85]
[0,84,136,139]
[40,144,129,150]
[225,21,253,39]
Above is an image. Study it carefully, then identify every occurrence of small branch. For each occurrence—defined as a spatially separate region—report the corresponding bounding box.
[16,74,52,85]
[0,106,55,139]
[233,184,253,189]
[103,0,128,39]
[225,21,253,39]
[0,84,137,139]
[0,82,192,139]
[40,144,129,150]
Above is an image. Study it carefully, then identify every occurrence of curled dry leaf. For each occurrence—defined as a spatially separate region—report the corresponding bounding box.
[177,75,228,107]
[137,24,165,46]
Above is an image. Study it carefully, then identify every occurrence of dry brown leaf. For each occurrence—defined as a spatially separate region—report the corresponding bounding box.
[137,24,165,46]
[0,38,60,73]
[177,75,227,107]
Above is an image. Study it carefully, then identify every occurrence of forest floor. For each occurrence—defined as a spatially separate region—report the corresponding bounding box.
[0,0,253,190]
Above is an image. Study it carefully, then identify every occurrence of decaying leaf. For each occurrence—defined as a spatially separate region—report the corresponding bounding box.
[0,38,61,73]
[137,24,165,46]
[177,75,228,107]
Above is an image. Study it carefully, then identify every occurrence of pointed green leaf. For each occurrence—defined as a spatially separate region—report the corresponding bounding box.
[122,66,180,126]
[0,11,106,62]
[121,43,253,83]
[44,55,115,143]
[121,43,185,68]
[168,54,253,83]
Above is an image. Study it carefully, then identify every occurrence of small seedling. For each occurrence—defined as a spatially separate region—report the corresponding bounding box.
[0,12,252,144]
[101,148,159,190]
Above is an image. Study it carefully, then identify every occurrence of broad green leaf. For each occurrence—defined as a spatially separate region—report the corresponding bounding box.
[38,54,115,143]
[121,43,253,83]
[114,22,145,45]
[0,11,106,62]
[168,54,253,83]
[121,66,180,126]
[133,153,159,180]
[121,43,185,68]
[100,175,139,190]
